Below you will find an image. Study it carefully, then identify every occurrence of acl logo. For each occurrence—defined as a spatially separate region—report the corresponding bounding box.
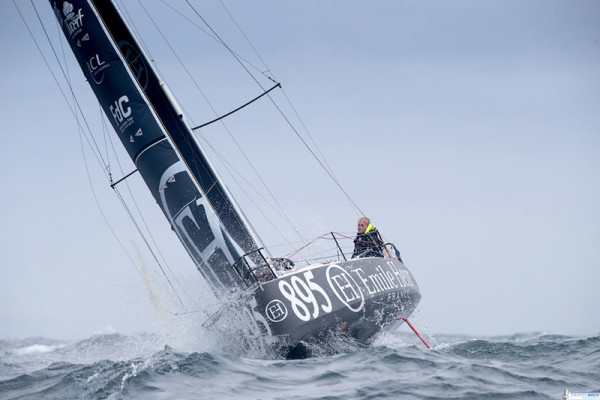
[87,54,109,84]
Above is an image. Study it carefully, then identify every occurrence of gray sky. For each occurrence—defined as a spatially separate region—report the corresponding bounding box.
[1,0,599,341]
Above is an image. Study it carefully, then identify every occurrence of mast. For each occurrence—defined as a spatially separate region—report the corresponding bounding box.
[50,0,264,293]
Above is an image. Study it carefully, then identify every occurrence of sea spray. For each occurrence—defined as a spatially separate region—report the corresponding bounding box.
[2,332,599,399]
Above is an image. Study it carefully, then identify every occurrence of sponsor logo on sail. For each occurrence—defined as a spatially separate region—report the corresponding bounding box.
[60,2,84,38]
[87,54,109,84]
[109,95,134,133]
[156,163,245,289]
[118,40,149,90]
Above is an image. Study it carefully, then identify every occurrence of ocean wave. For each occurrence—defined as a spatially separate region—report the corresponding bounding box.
[1,332,598,399]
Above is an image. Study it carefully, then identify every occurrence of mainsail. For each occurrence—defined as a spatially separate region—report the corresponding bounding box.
[50,0,263,293]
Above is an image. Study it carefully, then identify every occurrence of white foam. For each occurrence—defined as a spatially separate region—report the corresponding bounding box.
[14,344,65,355]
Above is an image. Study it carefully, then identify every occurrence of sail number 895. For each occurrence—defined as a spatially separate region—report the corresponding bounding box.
[278,271,332,322]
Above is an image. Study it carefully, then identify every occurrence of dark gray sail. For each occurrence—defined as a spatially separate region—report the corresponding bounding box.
[50,0,262,292]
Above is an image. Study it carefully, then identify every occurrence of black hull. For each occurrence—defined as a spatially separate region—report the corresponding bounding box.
[248,257,421,352]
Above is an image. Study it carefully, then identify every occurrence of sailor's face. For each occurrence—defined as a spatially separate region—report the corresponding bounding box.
[357,219,368,233]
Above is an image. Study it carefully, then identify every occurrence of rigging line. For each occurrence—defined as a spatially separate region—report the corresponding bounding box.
[73,93,146,285]
[217,0,339,183]
[217,0,340,186]
[158,0,272,80]
[54,1,114,218]
[20,0,152,296]
[56,1,138,280]
[105,3,230,296]
[284,232,332,260]
[113,185,188,310]
[261,239,307,250]
[264,91,366,217]
[101,112,184,300]
[139,1,306,246]
[279,87,340,181]
[190,123,299,246]
[133,0,276,247]
[105,3,215,305]
[184,0,268,91]
[205,112,310,244]
[80,158,145,283]
[191,82,281,131]
[99,104,113,180]
[40,0,186,310]
[187,1,363,217]
[199,140,293,245]
[29,0,109,173]
[133,0,224,188]
[206,115,309,245]
[115,0,156,67]
[217,0,275,81]
[181,1,310,244]
[27,0,110,176]
[185,119,294,245]
[23,1,187,311]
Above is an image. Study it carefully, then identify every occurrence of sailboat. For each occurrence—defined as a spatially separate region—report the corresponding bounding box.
[49,0,424,358]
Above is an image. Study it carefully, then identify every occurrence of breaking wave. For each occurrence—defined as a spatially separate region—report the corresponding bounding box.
[1,332,598,399]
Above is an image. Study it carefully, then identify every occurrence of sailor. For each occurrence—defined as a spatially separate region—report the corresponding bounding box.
[352,216,385,258]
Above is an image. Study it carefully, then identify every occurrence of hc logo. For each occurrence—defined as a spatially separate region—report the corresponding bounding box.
[265,299,288,322]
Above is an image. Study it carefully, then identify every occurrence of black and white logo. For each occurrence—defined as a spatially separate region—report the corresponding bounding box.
[326,264,364,312]
[61,2,84,38]
[265,299,288,322]
[118,40,149,90]
[87,54,109,84]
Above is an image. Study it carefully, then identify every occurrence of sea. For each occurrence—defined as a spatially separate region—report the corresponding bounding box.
[1,330,598,400]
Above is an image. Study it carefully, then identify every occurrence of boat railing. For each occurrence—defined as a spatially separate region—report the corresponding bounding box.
[237,232,404,287]
[275,232,403,269]
[234,248,277,287]
[384,243,404,262]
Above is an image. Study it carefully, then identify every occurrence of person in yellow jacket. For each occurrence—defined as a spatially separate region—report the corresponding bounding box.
[352,216,384,258]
